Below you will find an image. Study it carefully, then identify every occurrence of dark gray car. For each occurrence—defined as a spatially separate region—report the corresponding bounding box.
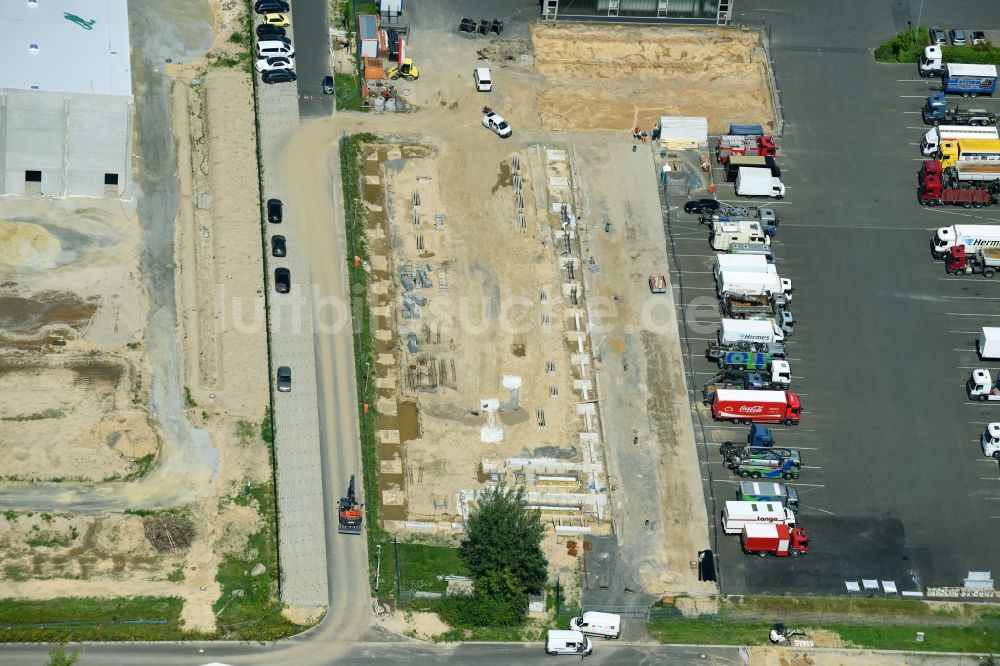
[277,366,292,392]
[271,235,286,257]
[275,267,290,293]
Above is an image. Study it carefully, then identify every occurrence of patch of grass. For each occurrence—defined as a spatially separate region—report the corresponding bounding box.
[0,597,196,642]
[166,566,185,583]
[875,27,1000,66]
[4,566,30,582]
[648,618,771,645]
[431,622,549,643]
[334,72,363,111]
[122,453,156,481]
[4,511,18,522]
[395,543,468,594]
[835,623,1000,652]
[27,533,73,549]
[236,420,256,447]
[41,513,54,523]
[213,482,300,640]
[735,595,993,619]
[229,31,248,45]
[1,408,65,422]
[260,407,274,446]
[184,387,196,409]
[126,341,141,350]
[339,133,390,597]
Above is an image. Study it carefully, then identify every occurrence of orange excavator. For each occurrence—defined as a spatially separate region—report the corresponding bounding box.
[338,475,363,535]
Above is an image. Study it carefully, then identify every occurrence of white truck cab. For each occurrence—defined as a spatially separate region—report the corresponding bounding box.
[545,630,593,655]
[967,368,1000,401]
[919,44,943,77]
[981,423,1000,459]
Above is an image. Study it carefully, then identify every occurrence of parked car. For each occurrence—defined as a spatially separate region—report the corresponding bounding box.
[256,23,285,38]
[929,26,947,45]
[322,75,335,94]
[258,34,291,46]
[482,110,511,138]
[267,198,283,223]
[256,56,295,73]
[950,28,967,46]
[271,235,286,257]
[971,31,987,45]
[262,69,297,84]
[274,267,290,293]
[276,366,292,392]
[255,0,289,14]
[262,12,290,27]
[684,198,721,214]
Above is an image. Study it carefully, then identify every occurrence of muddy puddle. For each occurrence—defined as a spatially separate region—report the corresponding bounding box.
[0,290,99,345]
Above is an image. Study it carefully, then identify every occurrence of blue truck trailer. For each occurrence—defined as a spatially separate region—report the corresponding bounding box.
[942,63,998,97]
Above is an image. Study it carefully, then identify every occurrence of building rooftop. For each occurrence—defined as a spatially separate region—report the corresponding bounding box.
[3,0,131,97]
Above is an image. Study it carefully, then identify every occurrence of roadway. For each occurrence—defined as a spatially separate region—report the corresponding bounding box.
[666,0,1000,595]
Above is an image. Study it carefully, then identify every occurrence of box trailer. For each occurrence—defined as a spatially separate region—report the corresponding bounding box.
[713,255,771,281]
[711,389,801,425]
[942,63,998,97]
[728,243,776,262]
[937,138,1000,169]
[722,500,795,535]
[981,327,1000,359]
[737,481,799,512]
[725,155,780,181]
[719,318,783,345]
[716,271,792,301]
[930,224,1000,258]
[736,167,785,199]
[741,523,809,557]
[922,125,999,155]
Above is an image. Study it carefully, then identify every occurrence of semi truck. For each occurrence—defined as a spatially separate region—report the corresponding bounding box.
[720,293,790,321]
[718,351,784,373]
[736,167,785,199]
[981,327,1000,359]
[702,362,791,401]
[918,160,998,207]
[918,44,944,78]
[725,155,781,181]
[981,423,1000,459]
[937,138,1000,169]
[713,254,771,280]
[722,501,795,535]
[737,481,799,513]
[967,368,1000,401]
[921,125,999,155]
[741,523,809,557]
[717,271,793,302]
[946,246,1000,276]
[716,135,777,164]
[922,91,997,126]
[710,219,770,250]
[930,224,1000,259]
[723,423,776,449]
[710,389,801,426]
[724,446,801,479]
[942,63,998,97]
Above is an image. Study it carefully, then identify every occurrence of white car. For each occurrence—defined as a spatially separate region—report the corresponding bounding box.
[482,110,511,138]
[256,56,295,73]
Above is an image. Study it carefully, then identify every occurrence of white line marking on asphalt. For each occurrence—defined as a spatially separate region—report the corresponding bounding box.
[920,206,1000,221]
[673,285,718,290]
[950,331,984,334]
[671,269,713,274]
[939,278,997,283]
[801,504,836,516]
[897,79,927,82]
[946,295,1000,300]
[980,477,1000,480]
[801,465,822,469]
[978,459,999,463]
[903,110,921,114]
[953,349,976,352]
[945,312,1000,316]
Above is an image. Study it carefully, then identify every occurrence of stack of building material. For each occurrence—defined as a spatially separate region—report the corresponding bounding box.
[364,57,384,81]
[656,116,708,149]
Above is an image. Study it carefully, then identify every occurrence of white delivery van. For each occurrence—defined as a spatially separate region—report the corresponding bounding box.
[713,254,770,281]
[736,167,785,199]
[981,327,1000,359]
[545,630,593,655]
[921,125,999,155]
[719,318,784,345]
[570,611,621,639]
[474,67,492,91]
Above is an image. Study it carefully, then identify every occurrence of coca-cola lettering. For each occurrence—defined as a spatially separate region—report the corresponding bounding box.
[738,405,765,414]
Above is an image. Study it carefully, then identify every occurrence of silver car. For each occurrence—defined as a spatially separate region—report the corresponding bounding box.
[950,28,967,46]
[277,366,291,392]
[929,27,947,45]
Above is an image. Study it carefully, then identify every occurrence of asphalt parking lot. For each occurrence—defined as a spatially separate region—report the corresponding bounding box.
[664,0,1000,596]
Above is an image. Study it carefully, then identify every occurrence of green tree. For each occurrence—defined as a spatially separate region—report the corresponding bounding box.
[47,644,79,666]
[459,484,548,592]
[438,568,528,627]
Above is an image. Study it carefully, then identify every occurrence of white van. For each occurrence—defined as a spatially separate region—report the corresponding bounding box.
[257,41,295,58]
[570,611,621,639]
[474,67,492,92]
[545,630,592,655]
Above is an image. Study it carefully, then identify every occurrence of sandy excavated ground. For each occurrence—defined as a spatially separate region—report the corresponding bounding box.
[532,23,775,133]
[0,0,272,634]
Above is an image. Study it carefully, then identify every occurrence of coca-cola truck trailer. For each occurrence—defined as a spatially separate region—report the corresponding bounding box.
[741,523,809,557]
[711,389,801,426]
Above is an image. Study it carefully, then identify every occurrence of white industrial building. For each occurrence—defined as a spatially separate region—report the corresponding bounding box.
[2,0,133,198]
